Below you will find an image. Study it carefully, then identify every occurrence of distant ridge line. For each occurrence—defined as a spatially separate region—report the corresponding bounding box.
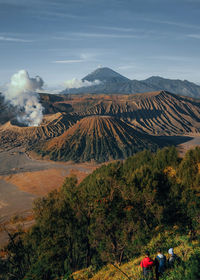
[62,67,200,98]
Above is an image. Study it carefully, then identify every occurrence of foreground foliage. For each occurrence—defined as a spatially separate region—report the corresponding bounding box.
[72,232,200,280]
[0,146,200,279]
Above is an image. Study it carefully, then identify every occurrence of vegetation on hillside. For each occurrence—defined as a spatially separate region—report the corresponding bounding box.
[72,232,200,280]
[0,146,199,279]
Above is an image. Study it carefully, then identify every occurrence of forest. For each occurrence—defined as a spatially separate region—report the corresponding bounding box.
[0,146,199,279]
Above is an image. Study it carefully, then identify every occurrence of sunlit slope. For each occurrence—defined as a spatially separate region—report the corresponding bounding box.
[0,113,79,150]
[72,232,199,280]
[38,116,159,162]
[56,91,200,135]
[1,91,200,159]
[64,91,200,135]
[125,91,200,135]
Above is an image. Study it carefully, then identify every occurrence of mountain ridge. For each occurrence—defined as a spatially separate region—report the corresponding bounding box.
[55,91,200,136]
[1,90,200,162]
[62,67,200,98]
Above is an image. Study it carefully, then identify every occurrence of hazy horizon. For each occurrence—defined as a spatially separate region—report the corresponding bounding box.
[0,0,200,88]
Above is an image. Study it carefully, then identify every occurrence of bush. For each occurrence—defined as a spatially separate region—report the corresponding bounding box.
[163,249,200,280]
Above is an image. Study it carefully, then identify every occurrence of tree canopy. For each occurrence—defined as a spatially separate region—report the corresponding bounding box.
[1,146,200,279]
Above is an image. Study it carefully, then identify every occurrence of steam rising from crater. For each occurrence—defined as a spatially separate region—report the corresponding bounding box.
[5,70,44,126]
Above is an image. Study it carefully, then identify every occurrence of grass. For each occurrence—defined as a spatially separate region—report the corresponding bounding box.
[71,231,200,280]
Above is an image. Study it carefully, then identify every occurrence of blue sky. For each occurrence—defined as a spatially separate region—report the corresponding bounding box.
[0,0,200,89]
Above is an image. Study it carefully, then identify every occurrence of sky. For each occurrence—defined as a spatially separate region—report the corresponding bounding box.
[0,0,200,90]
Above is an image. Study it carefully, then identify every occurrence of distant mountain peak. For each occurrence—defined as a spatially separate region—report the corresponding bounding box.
[83,67,130,82]
[144,76,165,81]
[61,67,200,98]
[142,76,200,98]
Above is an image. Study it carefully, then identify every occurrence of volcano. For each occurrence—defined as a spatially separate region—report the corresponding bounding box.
[83,67,130,83]
[1,90,200,162]
[62,67,200,98]
[38,116,159,162]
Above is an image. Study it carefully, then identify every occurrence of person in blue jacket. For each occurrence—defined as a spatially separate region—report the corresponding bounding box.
[155,248,166,280]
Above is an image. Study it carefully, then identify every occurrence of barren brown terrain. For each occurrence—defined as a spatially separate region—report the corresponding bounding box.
[41,115,161,162]
[0,148,97,215]
[56,91,200,135]
[0,90,200,247]
[34,91,200,162]
[2,91,200,154]
[0,148,98,246]
[0,112,79,151]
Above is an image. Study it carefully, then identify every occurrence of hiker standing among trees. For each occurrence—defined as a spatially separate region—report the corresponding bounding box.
[140,250,154,279]
[168,248,180,268]
[155,248,166,280]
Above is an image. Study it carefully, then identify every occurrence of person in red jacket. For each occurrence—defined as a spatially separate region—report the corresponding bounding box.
[140,250,154,279]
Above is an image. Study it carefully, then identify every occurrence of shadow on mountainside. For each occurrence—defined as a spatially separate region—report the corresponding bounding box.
[155,135,193,146]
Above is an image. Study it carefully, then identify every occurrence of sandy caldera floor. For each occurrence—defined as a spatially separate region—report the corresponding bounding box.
[0,148,99,247]
[0,147,99,246]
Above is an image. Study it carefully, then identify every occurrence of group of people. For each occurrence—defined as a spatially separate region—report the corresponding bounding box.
[140,248,179,280]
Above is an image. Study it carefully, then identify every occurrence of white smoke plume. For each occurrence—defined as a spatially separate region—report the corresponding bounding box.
[5,70,44,127]
[63,78,101,89]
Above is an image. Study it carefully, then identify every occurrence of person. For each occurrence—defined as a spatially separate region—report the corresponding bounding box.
[140,250,154,279]
[168,248,180,268]
[155,248,166,280]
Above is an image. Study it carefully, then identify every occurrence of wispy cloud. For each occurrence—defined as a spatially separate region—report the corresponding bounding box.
[50,48,102,65]
[149,55,192,62]
[95,26,136,32]
[0,36,32,42]
[38,11,84,20]
[51,32,147,42]
[187,34,200,39]
[51,36,81,41]
[79,51,102,61]
[118,64,137,71]
[52,59,85,64]
[143,18,200,30]
[69,32,146,39]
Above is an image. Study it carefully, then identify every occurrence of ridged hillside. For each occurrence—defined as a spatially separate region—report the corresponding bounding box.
[119,91,200,135]
[58,91,200,135]
[38,116,159,162]
[0,113,79,150]
[1,91,200,161]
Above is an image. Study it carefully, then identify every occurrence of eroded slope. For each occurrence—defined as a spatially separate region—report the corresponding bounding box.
[38,116,160,162]
[59,91,200,135]
[0,113,79,150]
